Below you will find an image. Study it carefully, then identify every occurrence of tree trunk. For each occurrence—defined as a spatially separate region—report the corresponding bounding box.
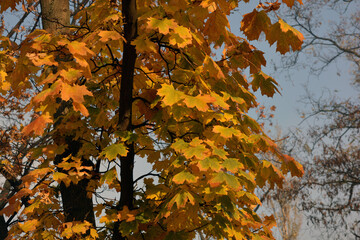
[40,0,95,226]
[40,0,70,34]
[112,0,137,238]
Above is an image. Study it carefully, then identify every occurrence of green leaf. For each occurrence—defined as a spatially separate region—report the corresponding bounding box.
[251,71,280,97]
[171,139,189,152]
[209,172,241,190]
[198,157,221,172]
[168,190,195,209]
[172,171,197,184]
[183,139,210,160]
[101,143,128,161]
[223,158,243,173]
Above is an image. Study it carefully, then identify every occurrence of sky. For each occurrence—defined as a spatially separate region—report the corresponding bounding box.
[229,1,359,240]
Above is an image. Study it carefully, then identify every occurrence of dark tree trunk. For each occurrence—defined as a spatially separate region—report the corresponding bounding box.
[112,0,137,239]
[40,0,95,227]
[54,137,95,225]
[0,215,7,240]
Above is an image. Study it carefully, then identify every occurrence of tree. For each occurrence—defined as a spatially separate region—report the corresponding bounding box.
[274,0,359,238]
[280,0,359,84]
[284,96,360,239]
[0,0,304,239]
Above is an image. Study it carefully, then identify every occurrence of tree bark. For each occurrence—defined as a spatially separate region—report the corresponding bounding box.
[112,0,137,238]
[40,0,95,227]
[0,180,10,240]
[40,0,70,34]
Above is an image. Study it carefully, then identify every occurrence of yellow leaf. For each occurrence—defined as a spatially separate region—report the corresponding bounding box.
[157,84,185,106]
[53,172,71,187]
[20,219,39,232]
[213,125,243,139]
[147,17,177,34]
[101,143,128,161]
[98,30,124,42]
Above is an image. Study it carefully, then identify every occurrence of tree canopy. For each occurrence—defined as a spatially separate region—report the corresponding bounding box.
[0,0,304,239]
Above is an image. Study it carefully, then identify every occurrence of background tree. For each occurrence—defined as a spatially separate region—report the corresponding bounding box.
[284,96,360,239]
[273,0,360,238]
[0,0,304,239]
[281,0,359,84]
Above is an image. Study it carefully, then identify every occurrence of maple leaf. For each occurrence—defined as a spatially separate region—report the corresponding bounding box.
[0,0,19,13]
[203,56,225,79]
[98,30,124,42]
[183,94,215,112]
[213,125,243,139]
[223,158,244,173]
[198,157,221,172]
[157,84,185,106]
[266,18,304,54]
[22,114,52,136]
[241,10,271,41]
[147,17,177,34]
[101,143,128,161]
[168,190,195,209]
[172,171,197,184]
[204,10,229,43]
[282,0,303,8]
[60,82,93,116]
[19,219,39,232]
[238,191,261,205]
[251,71,280,97]
[281,154,304,177]
[132,37,157,52]
[209,172,241,190]
[169,25,193,47]
[100,167,120,190]
[53,172,71,187]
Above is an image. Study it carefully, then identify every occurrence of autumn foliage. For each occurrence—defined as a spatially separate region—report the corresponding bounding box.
[0,0,303,239]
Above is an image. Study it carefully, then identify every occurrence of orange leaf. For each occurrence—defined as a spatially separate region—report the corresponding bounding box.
[67,41,94,57]
[241,10,271,41]
[61,83,93,104]
[282,0,303,8]
[183,94,215,112]
[22,114,52,136]
[266,18,304,54]
[204,10,229,42]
